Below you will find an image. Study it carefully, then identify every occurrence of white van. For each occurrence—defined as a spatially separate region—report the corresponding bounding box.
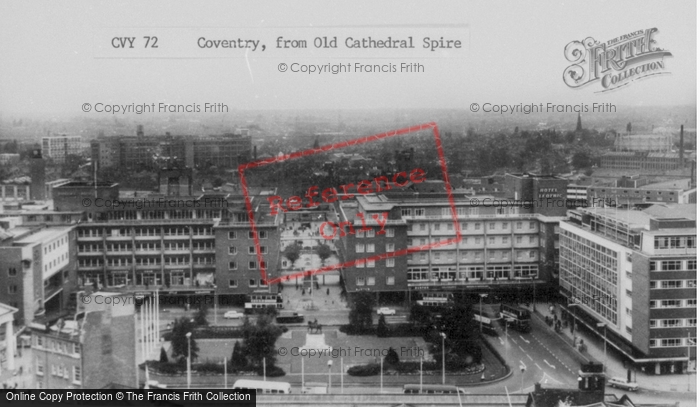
[232,379,292,394]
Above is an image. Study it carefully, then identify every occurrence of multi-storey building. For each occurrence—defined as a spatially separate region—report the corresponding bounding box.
[587,178,696,207]
[51,181,280,298]
[559,204,696,375]
[42,136,83,164]
[31,292,137,389]
[336,190,564,301]
[0,224,78,325]
[90,133,252,170]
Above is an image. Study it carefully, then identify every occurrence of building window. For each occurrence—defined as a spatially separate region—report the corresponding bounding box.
[434,223,441,231]
[356,230,365,238]
[356,277,365,286]
[660,338,683,347]
[475,223,481,230]
[367,277,376,286]
[502,222,508,230]
[228,231,237,239]
[502,237,508,244]
[489,237,495,245]
[649,261,656,271]
[366,243,375,253]
[259,230,268,239]
[660,260,682,271]
[529,222,536,229]
[387,276,395,285]
[72,366,81,384]
[356,259,365,268]
[419,223,426,231]
[489,223,495,230]
[401,208,412,217]
[248,279,257,287]
[688,319,697,327]
[650,320,657,328]
[229,247,237,255]
[386,258,395,267]
[386,228,395,237]
[356,244,365,253]
[687,299,697,307]
[366,229,376,238]
[36,357,44,376]
[649,339,656,347]
[228,261,237,270]
[386,243,395,252]
[660,299,682,308]
[367,259,375,268]
[248,261,257,270]
[650,281,657,289]
[8,285,17,294]
[229,279,237,288]
[660,280,683,289]
[689,260,697,271]
[8,267,17,277]
[688,280,697,288]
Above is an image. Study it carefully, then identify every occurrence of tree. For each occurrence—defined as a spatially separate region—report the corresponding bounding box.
[159,347,169,363]
[315,243,333,265]
[409,304,432,327]
[441,303,482,363]
[230,340,248,371]
[384,347,400,366]
[377,315,389,337]
[170,317,199,361]
[348,292,375,331]
[283,243,302,268]
[572,152,592,170]
[194,300,209,326]
[242,314,284,368]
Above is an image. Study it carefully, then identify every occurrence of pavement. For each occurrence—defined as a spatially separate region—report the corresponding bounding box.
[532,301,697,394]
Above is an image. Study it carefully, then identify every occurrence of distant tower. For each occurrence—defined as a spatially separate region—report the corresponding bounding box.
[30,147,45,200]
[576,113,582,131]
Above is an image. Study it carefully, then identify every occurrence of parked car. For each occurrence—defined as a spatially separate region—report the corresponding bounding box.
[608,377,639,391]
[224,310,244,319]
[377,307,396,316]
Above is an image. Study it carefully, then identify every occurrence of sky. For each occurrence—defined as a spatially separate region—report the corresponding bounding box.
[0,0,696,116]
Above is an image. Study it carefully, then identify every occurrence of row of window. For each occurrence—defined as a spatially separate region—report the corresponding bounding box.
[355,258,395,268]
[649,337,696,348]
[354,228,395,238]
[228,231,268,240]
[408,221,537,232]
[649,299,697,308]
[650,280,696,289]
[649,260,696,271]
[654,236,696,250]
[228,260,267,270]
[408,250,536,261]
[408,236,537,246]
[228,279,268,288]
[35,358,81,384]
[356,276,395,286]
[44,236,68,255]
[44,253,68,272]
[35,336,80,356]
[229,246,268,255]
[649,318,697,328]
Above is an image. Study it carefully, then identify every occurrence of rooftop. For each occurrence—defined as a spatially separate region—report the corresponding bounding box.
[14,226,72,245]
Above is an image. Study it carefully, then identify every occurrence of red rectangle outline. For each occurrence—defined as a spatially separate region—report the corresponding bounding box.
[238,122,461,285]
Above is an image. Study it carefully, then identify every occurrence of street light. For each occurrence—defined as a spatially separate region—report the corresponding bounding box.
[479,294,488,334]
[440,332,446,385]
[327,360,333,394]
[520,362,526,393]
[597,323,607,372]
[185,332,192,389]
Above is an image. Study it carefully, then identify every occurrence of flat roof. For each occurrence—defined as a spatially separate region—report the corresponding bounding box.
[14,226,72,245]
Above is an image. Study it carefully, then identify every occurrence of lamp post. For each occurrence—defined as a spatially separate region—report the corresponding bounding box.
[597,323,607,372]
[185,332,192,389]
[532,277,536,313]
[440,332,446,385]
[479,294,488,334]
[327,360,333,394]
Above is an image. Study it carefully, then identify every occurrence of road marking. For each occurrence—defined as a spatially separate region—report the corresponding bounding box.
[535,363,543,370]
[520,335,530,344]
[526,354,533,361]
[519,345,525,352]
[544,360,556,370]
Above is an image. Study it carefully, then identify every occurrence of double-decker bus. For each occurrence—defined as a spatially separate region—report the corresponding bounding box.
[415,292,454,310]
[244,293,283,314]
[474,313,500,337]
[499,304,531,333]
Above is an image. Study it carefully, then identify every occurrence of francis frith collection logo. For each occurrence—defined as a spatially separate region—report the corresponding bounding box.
[563,28,672,92]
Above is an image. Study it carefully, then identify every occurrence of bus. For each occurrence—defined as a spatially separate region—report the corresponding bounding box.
[474,314,500,337]
[232,379,292,394]
[403,384,466,394]
[244,293,283,314]
[415,292,454,311]
[276,311,304,323]
[500,304,531,333]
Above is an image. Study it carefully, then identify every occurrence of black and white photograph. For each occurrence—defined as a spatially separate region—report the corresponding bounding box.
[0,1,697,406]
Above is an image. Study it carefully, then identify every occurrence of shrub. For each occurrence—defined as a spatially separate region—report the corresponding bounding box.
[197,361,225,375]
[347,363,381,377]
[257,365,286,377]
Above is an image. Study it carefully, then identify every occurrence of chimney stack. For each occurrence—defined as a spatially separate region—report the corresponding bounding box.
[679,125,684,167]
